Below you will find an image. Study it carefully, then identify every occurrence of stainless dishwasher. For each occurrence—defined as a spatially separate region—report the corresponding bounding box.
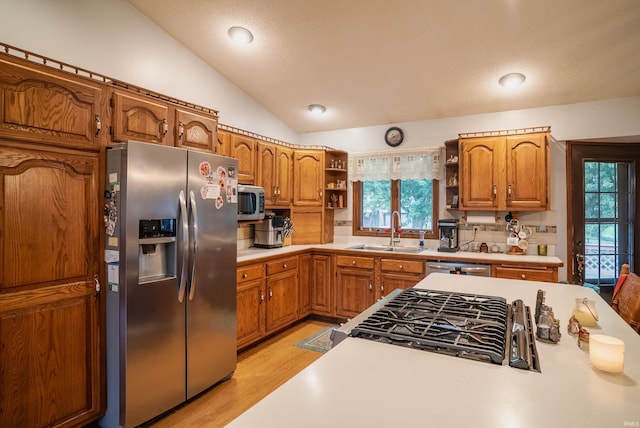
[425,261,491,277]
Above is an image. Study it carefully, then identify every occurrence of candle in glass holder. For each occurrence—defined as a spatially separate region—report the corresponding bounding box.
[589,334,625,373]
[572,298,599,327]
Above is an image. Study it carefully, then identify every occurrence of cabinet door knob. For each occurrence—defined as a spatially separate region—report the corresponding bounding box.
[521,274,526,279]
[242,273,248,279]
[283,263,287,268]
[95,115,102,136]
[368,282,373,291]
[352,260,356,265]
[178,121,184,139]
[399,264,404,269]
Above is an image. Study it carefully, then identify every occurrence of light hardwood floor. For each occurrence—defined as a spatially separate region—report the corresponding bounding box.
[146,319,330,427]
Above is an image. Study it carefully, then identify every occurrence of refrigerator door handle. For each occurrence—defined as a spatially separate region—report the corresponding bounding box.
[178,190,189,303]
[188,190,199,301]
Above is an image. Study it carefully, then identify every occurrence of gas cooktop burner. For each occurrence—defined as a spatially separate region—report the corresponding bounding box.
[349,288,540,371]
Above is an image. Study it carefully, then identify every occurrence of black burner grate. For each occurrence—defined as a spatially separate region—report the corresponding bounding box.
[350,288,509,365]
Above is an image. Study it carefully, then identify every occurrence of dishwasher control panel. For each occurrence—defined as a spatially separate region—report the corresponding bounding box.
[425,261,491,277]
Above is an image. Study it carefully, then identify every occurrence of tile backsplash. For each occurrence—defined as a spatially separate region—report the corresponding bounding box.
[239,213,558,257]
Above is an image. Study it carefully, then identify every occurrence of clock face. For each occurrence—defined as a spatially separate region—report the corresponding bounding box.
[385,127,404,147]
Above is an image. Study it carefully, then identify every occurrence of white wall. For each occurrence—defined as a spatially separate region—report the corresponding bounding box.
[0,0,298,143]
[3,0,639,282]
[301,97,640,282]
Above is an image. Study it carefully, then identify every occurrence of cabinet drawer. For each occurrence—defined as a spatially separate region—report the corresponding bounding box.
[266,257,298,276]
[380,258,425,275]
[237,264,264,283]
[336,255,374,269]
[494,266,557,283]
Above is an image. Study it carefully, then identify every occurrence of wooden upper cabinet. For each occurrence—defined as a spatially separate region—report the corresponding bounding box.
[216,128,231,156]
[505,133,549,210]
[258,142,293,207]
[258,142,277,201]
[293,149,324,206]
[0,56,105,150]
[460,136,504,210]
[230,133,256,184]
[174,108,218,153]
[274,146,293,206]
[459,132,549,211]
[0,142,102,427]
[111,90,170,145]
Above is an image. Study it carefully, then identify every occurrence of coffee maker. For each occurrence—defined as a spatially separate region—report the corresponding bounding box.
[437,219,459,252]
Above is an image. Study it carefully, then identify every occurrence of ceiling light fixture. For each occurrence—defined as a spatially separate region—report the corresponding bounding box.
[228,26,254,44]
[308,104,327,115]
[499,73,526,88]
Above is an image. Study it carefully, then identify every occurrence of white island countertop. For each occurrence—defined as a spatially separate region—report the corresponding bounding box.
[227,273,639,428]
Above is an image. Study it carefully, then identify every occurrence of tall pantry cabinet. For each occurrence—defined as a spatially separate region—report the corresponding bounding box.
[0,53,105,427]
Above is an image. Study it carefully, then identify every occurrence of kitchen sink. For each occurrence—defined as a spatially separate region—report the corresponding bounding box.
[347,244,424,253]
[387,246,424,253]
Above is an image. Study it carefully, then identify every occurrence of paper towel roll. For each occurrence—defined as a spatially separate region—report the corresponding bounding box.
[466,214,496,224]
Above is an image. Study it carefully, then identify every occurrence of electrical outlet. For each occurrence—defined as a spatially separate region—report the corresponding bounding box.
[473,226,480,233]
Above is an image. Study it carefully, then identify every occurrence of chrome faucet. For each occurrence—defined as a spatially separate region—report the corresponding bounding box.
[390,210,401,247]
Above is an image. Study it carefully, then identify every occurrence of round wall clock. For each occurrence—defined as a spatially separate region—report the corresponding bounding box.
[384,127,404,147]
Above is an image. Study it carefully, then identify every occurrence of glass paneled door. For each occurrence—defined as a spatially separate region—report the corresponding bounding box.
[567,142,639,300]
[583,161,633,284]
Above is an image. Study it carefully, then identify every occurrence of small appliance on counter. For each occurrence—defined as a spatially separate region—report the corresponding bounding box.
[254,215,284,248]
[437,218,459,252]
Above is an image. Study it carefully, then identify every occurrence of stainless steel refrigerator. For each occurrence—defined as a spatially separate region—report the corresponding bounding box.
[101,141,238,428]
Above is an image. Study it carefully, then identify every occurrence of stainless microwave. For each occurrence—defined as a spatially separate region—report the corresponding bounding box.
[237,185,265,221]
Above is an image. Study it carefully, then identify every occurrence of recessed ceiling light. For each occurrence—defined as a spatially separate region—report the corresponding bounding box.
[499,73,526,88]
[308,104,327,115]
[228,26,254,44]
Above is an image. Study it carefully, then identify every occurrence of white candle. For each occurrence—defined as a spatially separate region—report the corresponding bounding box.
[589,334,625,374]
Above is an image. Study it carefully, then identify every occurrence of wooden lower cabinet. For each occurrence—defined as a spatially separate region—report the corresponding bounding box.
[312,254,334,316]
[0,142,102,427]
[298,254,312,317]
[236,256,299,349]
[380,258,426,297]
[265,257,299,333]
[335,255,376,319]
[236,263,266,349]
[493,264,558,283]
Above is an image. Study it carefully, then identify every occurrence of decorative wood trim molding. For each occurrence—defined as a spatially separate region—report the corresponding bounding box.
[459,126,551,139]
[218,123,337,151]
[0,42,218,115]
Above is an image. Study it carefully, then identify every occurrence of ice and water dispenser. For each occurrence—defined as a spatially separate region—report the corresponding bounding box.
[138,219,177,283]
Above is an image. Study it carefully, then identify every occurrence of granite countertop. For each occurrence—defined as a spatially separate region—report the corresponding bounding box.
[227,273,640,428]
[237,242,563,267]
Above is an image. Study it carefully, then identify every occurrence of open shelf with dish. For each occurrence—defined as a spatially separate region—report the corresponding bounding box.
[324,150,348,210]
[444,139,459,209]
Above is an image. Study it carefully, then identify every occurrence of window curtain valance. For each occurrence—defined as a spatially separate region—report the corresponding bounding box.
[348,146,444,182]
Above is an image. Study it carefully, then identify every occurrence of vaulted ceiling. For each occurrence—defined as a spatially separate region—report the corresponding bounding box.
[127,0,640,133]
